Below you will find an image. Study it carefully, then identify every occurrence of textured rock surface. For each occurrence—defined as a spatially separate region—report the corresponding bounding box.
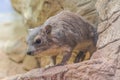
[2,58,117,80]
[23,55,39,70]
[0,0,27,78]
[2,0,120,80]
[0,50,26,79]
[95,0,120,48]
[11,0,98,28]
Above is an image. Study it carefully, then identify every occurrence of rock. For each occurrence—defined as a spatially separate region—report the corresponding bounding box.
[23,55,39,70]
[97,14,120,48]
[0,0,28,63]
[11,0,99,28]
[95,0,120,48]
[5,40,26,63]
[0,1,28,78]
[1,58,116,80]
[95,0,120,21]
[8,53,25,63]
[0,50,26,79]
[11,0,63,28]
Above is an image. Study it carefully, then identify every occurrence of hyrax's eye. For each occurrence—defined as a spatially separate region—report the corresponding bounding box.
[35,39,41,44]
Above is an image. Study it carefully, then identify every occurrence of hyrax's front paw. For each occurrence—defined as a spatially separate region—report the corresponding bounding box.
[45,62,54,69]
[55,63,66,66]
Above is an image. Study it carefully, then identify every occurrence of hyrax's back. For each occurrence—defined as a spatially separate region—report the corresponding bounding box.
[44,11,97,49]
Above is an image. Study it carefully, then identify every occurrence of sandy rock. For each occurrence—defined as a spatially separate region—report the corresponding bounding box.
[0,50,26,79]
[1,58,116,80]
[4,40,26,63]
[0,1,27,77]
[0,0,28,63]
[96,0,120,20]
[11,0,99,28]
[96,0,120,48]
[8,53,26,63]
[23,55,39,70]
[11,0,63,28]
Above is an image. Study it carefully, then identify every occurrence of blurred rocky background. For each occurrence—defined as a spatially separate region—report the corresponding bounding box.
[2,0,120,79]
[0,0,99,79]
[11,0,99,28]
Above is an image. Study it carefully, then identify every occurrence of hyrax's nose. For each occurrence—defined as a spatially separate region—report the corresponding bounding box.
[27,51,32,55]
[27,46,35,55]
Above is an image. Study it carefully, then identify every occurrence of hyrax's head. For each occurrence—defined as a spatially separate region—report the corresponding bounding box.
[26,25,54,55]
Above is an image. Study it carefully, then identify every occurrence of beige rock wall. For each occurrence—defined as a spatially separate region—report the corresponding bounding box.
[11,0,99,28]
[0,0,27,78]
[0,50,26,79]
[95,0,120,48]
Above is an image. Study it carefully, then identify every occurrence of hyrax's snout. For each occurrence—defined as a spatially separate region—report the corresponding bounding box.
[26,46,36,56]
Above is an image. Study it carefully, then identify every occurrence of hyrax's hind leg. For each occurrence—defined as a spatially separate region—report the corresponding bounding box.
[80,51,91,61]
[74,50,90,63]
[74,44,97,63]
[74,51,85,63]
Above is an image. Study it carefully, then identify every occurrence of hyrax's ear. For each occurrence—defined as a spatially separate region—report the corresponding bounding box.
[45,25,52,34]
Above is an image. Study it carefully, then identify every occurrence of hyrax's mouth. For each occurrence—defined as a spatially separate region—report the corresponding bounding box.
[27,47,48,56]
[27,49,43,56]
[27,51,40,56]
